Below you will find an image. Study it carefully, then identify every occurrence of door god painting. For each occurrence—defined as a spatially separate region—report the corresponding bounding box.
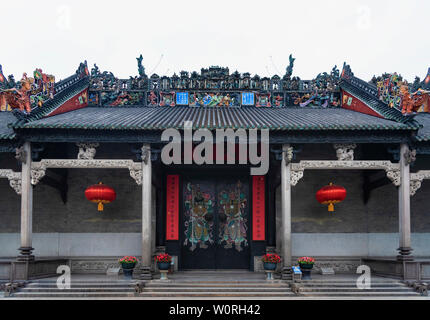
[184,183,214,251]
[218,181,248,252]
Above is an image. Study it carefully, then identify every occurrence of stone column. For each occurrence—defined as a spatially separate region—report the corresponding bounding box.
[18,142,34,261]
[281,144,292,269]
[397,143,413,261]
[141,144,153,279]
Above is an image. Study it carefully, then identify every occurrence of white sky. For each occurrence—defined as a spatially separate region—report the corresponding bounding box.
[1,0,429,82]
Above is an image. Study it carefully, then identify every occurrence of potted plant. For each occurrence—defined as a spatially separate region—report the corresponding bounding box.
[298,256,315,280]
[119,256,138,279]
[261,253,281,271]
[155,253,172,271]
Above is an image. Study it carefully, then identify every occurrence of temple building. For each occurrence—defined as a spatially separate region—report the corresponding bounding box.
[0,56,430,282]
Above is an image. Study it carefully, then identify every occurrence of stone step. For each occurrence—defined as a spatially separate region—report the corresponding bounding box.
[138,292,295,297]
[13,292,137,298]
[148,279,286,283]
[20,288,136,293]
[299,280,404,283]
[27,280,134,284]
[299,291,420,297]
[26,281,287,288]
[145,283,289,288]
[298,283,406,288]
[143,287,290,292]
[13,291,295,298]
[21,286,290,293]
[298,287,414,293]
[26,283,135,288]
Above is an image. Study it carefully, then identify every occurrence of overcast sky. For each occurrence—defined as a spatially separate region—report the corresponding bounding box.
[1,0,428,82]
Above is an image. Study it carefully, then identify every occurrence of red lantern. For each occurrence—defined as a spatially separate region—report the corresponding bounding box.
[85,182,116,211]
[316,183,346,212]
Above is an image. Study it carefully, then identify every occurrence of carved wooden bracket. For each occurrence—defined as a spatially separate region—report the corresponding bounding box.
[410,170,430,196]
[141,145,151,164]
[15,146,26,164]
[0,169,22,194]
[404,149,417,165]
[282,146,294,165]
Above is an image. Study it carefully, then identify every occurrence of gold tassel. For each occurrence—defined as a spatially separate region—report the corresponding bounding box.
[328,203,334,212]
[98,202,104,211]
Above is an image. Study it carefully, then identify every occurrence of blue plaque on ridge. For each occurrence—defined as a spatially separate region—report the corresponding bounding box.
[176,92,189,105]
[241,92,254,106]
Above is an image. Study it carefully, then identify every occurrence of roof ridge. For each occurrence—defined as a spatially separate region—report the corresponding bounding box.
[340,77,417,125]
[11,76,90,124]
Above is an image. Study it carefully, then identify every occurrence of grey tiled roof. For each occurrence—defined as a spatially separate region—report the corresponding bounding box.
[0,112,16,139]
[17,106,419,131]
[414,113,430,142]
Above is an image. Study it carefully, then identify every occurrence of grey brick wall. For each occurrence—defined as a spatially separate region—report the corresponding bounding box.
[0,167,142,233]
[0,143,429,234]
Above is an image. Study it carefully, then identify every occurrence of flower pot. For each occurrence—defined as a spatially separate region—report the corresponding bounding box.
[299,263,313,280]
[157,262,171,271]
[263,262,277,271]
[121,262,136,279]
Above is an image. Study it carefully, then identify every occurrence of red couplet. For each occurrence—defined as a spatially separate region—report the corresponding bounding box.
[166,175,180,240]
[252,175,265,241]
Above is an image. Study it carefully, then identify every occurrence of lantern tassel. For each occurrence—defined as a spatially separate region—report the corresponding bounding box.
[98,202,104,211]
[328,203,334,212]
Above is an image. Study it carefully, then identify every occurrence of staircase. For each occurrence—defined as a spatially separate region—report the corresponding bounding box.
[138,279,292,298]
[9,271,293,298]
[6,273,426,299]
[11,279,136,298]
[294,278,422,298]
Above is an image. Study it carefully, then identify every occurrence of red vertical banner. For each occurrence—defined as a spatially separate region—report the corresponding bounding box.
[252,175,266,241]
[166,175,179,240]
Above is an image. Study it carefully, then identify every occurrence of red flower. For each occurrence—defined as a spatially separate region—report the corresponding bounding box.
[118,256,138,264]
[155,253,172,263]
[298,256,315,264]
[261,254,281,263]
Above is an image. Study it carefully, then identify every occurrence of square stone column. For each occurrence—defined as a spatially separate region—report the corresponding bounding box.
[17,142,34,262]
[140,144,153,279]
[397,143,413,261]
[281,144,292,268]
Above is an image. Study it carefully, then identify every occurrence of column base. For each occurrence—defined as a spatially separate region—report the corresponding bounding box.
[17,247,34,262]
[140,266,153,280]
[397,247,414,261]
